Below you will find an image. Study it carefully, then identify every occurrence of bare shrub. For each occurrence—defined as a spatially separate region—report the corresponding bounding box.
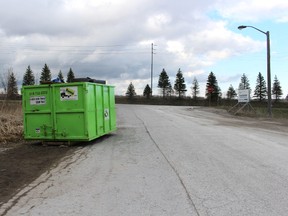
[0,100,23,144]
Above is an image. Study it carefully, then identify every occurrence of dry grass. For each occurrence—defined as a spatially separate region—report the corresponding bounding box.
[0,100,23,145]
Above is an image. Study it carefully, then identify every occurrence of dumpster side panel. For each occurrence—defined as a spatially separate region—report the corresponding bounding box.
[55,113,86,139]
[102,86,116,133]
[53,83,89,140]
[109,86,116,131]
[86,83,97,138]
[24,114,54,139]
[103,86,110,133]
[96,85,104,136]
[22,85,54,139]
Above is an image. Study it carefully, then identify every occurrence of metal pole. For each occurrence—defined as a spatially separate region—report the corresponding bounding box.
[238,25,272,117]
[151,43,153,96]
[266,31,272,117]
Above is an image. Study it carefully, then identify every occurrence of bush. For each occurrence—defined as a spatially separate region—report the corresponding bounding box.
[0,100,23,144]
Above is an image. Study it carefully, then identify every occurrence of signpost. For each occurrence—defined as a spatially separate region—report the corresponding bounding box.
[238,89,250,103]
[228,89,255,115]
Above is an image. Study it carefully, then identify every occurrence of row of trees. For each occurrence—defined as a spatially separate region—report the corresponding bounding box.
[23,64,76,85]
[1,63,284,102]
[236,72,283,102]
[0,64,76,99]
[126,68,284,102]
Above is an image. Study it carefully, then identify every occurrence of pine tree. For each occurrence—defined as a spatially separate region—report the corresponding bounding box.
[238,73,251,90]
[66,68,75,83]
[7,71,18,99]
[57,70,64,82]
[157,68,171,98]
[191,77,199,100]
[226,84,237,99]
[143,84,152,99]
[40,63,51,83]
[253,72,267,101]
[206,71,221,102]
[126,82,136,99]
[272,75,283,102]
[166,84,173,97]
[174,68,187,98]
[22,65,35,86]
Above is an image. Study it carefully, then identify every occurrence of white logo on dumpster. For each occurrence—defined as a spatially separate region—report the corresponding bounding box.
[60,87,78,101]
[104,109,109,120]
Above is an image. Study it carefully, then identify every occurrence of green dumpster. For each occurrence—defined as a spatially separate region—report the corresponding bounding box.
[22,82,116,142]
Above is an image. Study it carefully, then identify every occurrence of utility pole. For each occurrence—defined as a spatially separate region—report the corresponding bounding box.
[266,31,272,117]
[151,43,156,96]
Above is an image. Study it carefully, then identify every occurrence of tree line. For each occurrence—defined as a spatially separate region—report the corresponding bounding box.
[126,69,284,102]
[1,64,284,102]
[0,64,76,99]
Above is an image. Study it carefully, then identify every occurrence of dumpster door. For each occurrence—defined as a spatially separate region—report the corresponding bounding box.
[53,84,87,140]
[23,85,54,140]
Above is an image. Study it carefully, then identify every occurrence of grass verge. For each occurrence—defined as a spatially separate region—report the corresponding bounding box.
[0,100,23,145]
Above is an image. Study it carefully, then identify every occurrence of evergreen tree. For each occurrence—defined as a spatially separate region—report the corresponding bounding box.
[7,71,18,99]
[126,82,136,99]
[272,75,283,102]
[191,77,199,100]
[238,73,251,90]
[143,84,152,99]
[226,84,237,99]
[57,70,64,82]
[22,65,35,86]
[174,68,187,98]
[66,68,75,83]
[253,72,267,101]
[157,68,171,98]
[40,63,51,83]
[206,71,221,102]
[166,84,173,97]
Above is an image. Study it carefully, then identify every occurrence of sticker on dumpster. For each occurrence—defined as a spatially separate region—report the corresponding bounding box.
[30,96,46,105]
[60,87,78,101]
[104,109,109,120]
[35,128,40,133]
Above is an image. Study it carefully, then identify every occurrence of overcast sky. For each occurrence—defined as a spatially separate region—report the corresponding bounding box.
[0,0,288,97]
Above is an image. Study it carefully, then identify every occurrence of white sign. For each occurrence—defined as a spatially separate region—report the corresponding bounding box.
[60,87,78,101]
[238,89,250,103]
[30,96,46,105]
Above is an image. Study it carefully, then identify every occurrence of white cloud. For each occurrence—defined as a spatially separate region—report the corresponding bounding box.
[146,13,172,31]
[215,0,288,22]
[0,0,286,96]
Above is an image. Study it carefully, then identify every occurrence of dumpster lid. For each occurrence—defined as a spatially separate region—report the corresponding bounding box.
[72,77,106,84]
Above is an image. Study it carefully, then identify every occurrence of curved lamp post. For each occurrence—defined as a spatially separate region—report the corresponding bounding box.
[238,25,272,117]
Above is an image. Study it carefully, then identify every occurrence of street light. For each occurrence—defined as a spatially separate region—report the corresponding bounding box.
[238,25,272,117]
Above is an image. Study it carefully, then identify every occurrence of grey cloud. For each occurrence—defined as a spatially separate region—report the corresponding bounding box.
[0,0,277,95]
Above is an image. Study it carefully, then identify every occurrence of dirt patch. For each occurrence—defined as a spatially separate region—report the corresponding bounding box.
[0,142,73,207]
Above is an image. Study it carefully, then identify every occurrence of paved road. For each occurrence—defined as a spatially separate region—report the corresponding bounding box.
[2,104,288,216]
